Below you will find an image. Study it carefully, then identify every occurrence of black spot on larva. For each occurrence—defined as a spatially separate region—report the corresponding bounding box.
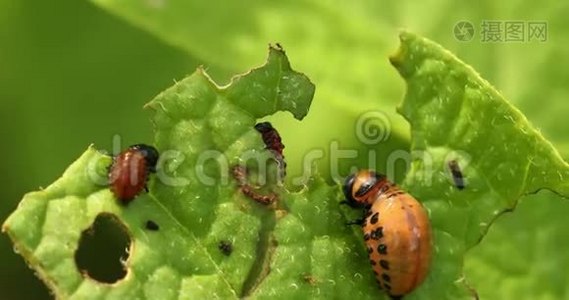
[145,220,159,231]
[384,283,392,290]
[370,227,384,240]
[390,295,403,300]
[363,233,371,241]
[369,259,377,266]
[370,212,379,224]
[388,191,403,198]
[380,259,390,270]
[382,273,391,282]
[365,209,373,217]
[373,270,379,276]
[367,247,373,254]
[378,244,388,255]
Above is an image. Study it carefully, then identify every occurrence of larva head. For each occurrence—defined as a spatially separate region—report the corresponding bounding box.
[342,170,385,208]
[129,144,159,172]
[254,122,274,134]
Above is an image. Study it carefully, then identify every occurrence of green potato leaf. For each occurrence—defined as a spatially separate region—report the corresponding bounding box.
[3,46,345,299]
[82,4,569,297]
[391,32,569,299]
[2,45,381,300]
[464,192,569,300]
[5,31,569,300]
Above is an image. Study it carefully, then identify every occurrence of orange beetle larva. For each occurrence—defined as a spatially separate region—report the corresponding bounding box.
[342,170,432,299]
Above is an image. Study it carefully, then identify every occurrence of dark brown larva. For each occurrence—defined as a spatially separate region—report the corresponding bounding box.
[108,144,159,204]
[231,165,277,205]
[254,122,287,180]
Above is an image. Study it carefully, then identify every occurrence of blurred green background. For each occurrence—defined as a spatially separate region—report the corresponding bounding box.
[0,0,197,298]
[2,0,569,299]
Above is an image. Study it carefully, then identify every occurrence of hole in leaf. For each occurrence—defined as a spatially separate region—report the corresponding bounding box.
[74,213,132,283]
